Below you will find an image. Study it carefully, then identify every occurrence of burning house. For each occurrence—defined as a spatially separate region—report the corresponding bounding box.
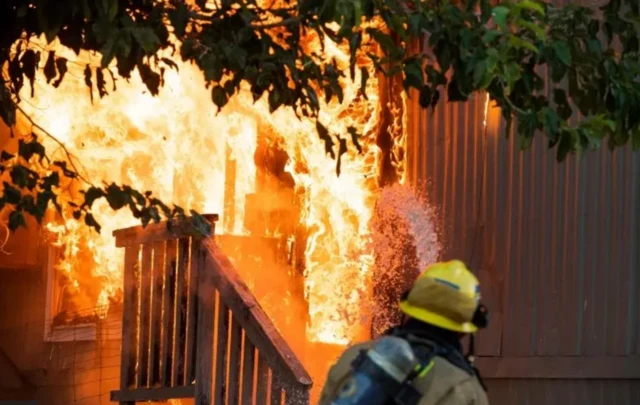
[0,27,437,404]
[1,8,640,405]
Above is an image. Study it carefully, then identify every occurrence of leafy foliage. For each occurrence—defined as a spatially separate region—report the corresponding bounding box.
[0,0,639,233]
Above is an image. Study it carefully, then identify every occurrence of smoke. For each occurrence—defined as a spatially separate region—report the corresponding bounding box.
[369,183,440,336]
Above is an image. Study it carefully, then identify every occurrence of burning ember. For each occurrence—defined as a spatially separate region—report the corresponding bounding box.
[16,23,385,346]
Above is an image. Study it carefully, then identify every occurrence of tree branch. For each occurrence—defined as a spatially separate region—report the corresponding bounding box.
[15,105,92,185]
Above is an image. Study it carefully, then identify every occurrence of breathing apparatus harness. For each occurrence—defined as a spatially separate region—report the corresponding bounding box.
[329,304,489,405]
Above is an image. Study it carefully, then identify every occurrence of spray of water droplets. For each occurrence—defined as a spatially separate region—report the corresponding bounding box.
[368,183,441,335]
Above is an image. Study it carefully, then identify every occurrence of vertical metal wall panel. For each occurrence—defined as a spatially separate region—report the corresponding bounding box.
[405,83,640,403]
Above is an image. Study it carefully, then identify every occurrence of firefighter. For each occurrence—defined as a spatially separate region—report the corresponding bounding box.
[319,260,489,405]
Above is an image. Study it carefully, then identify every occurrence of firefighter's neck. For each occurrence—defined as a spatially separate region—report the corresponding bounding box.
[400,318,464,351]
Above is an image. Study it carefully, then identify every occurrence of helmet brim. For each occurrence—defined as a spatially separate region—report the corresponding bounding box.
[399,300,478,333]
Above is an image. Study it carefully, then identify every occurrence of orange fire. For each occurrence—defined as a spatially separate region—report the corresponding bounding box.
[15,19,388,347]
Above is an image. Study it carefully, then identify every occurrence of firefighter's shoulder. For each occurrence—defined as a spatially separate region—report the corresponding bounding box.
[414,357,488,405]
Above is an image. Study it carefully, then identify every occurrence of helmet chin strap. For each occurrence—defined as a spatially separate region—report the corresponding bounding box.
[466,333,476,364]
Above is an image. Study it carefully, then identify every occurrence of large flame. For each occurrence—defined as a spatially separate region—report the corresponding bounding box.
[16,21,385,346]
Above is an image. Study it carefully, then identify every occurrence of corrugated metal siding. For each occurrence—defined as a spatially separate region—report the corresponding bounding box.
[486,379,640,405]
[405,85,640,402]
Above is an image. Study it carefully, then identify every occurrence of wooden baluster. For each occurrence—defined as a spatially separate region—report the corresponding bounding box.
[270,372,283,405]
[137,244,153,388]
[241,338,256,405]
[185,238,199,384]
[284,383,309,405]
[214,303,230,405]
[255,353,269,405]
[173,237,189,386]
[161,240,177,386]
[119,245,140,404]
[228,317,243,404]
[149,241,165,386]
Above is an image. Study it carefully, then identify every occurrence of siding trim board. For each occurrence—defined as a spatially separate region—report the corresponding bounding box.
[477,357,640,380]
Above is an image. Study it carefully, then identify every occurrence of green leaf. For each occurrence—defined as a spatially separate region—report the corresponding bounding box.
[20,50,39,98]
[107,0,118,21]
[138,63,160,95]
[347,126,362,154]
[225,46,248,70]
[53,58,68,88]
[35,191,54,220]
[8,210,26,231]
[431,89,440,108]
[367,28,398,57]
[10,165,37,190]
[85,213,102,232]
[503,62,521,93]
[316,121,335,159]
[131,27,160,54]
[96,69,108,98]
[552,41,572,66]
[336,137,348,176]
[84,65,94,104]
[161,58,179,71]
[553,89,573,120]
[360,67,369,99]
[42,172,60,191]
[0,151,14,162]
[105,184,128,210]
[492,6,510,31]
[508,35,539,53]
[3,182,22,204]
[519,21,546,40]
[101,31,119,67]
[482,30,500,44]
[18,139,46,162]
[632,129,640,151]
[212,85,227,109]
[541,107,559,137]
[515,0,545,16]
[519,133,534,150]
[52,161,76,178]
[403,59,424,90]
[419,86,432,108]
[268,88,282,112]
[556,132,573,161]
[44,52,57,83]
[84,187,105,207]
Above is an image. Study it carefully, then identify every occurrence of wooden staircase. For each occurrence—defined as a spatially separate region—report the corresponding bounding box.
[110,214,311,404]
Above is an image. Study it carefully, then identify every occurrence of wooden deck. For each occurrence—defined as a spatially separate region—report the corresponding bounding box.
[110,214,311,404]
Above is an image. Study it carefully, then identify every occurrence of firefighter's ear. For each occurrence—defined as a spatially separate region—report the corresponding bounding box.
[472,304,489,329]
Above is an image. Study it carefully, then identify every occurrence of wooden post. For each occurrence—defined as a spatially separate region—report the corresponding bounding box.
[194,244,215,405]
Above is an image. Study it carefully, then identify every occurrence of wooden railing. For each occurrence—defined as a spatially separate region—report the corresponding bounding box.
[110,214,312,405]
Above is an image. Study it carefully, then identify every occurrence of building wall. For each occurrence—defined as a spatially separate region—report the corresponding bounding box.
[405,85,640,403]
[0,265,121,405]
